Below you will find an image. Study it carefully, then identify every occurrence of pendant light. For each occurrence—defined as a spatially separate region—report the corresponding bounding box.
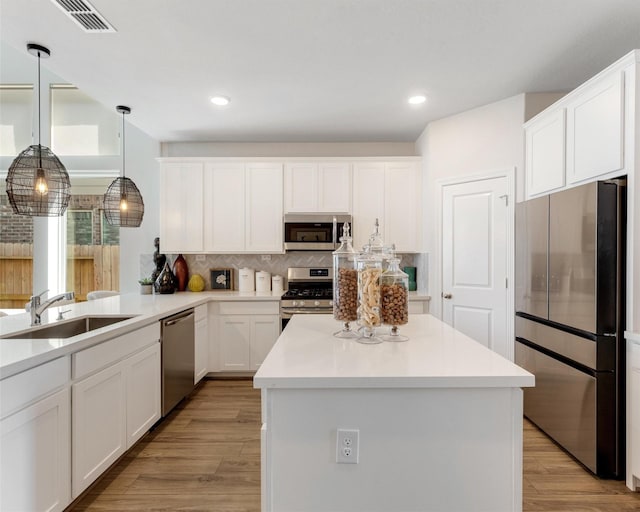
[103,105,144,227]
[5,43,71,217]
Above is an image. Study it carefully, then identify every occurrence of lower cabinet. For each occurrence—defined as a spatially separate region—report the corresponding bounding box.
[0,387,71,512]
[72,362,127,497]
[215,301,280,372]
[72,324,161,498]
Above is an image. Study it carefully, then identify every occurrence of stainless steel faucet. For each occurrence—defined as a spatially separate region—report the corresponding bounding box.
[29,290,75,326]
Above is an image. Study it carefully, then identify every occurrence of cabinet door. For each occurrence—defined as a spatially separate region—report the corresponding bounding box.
[72,363,126,497]
[284,163,317,212]
[194,317,209,384]
[125,343,161,448]
[204,163,245,252]
[219,315,251,371]
[352,162,385,250]
[385,162,421,252]
[1,388,71,512]
[566,71,624,184]
[246,163,283,252]
[318,162,351,213]
[630,341,640,484]
[159,162,204,252]
[250,315,280,370]
[525,109,566,197]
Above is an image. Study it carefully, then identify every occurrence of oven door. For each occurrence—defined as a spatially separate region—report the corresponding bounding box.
[280,306,333,330]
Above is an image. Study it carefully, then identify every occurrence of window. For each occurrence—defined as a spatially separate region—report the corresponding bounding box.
[0,85,33,156]
[67,210,94,245]
[50,85,119,156]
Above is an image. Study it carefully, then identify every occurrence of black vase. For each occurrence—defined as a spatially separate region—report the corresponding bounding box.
[155,262,176,294]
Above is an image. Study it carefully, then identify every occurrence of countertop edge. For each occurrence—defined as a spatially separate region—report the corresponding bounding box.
[253,375,535,389]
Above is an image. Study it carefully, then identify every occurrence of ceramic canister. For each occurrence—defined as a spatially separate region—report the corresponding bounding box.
[238,267,255,292]
[256,270,271,292]
[271,274,284,294]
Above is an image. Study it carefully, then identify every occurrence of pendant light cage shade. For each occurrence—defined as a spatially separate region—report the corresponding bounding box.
[104,177,144,227]
[6,144,71,216]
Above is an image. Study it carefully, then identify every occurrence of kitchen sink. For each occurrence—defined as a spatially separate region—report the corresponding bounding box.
[1,315,137,340]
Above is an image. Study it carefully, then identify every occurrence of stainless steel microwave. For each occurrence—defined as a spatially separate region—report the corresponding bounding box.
[283,214,352,251]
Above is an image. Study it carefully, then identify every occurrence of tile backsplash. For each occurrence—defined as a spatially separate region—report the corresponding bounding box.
[140,252,421,291]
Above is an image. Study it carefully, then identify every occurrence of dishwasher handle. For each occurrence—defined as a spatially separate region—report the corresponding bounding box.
[163,311,194,327]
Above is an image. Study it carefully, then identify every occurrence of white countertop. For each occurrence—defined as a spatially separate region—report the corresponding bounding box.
[254,314,534,389]
[0,290,282,379]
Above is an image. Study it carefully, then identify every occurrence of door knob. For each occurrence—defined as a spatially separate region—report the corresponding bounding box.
[442,293,452,299]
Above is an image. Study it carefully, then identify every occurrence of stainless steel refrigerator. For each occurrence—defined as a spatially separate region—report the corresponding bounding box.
[515,179,626,478]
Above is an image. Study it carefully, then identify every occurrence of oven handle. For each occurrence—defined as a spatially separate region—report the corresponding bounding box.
[281,309,333,318]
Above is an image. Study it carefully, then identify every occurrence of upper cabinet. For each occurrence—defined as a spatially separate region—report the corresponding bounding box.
[204,162,283,253]
[525,109,566,197]
[159,157,421,254]
[284,162,351,213]
[524,55,633,199]
[352,160,422,252]
[566,71,624,185]
[160,161,283,253]
[159,162,204,252]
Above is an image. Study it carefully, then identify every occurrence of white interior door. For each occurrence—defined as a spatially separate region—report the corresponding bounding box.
[441,176,510,358]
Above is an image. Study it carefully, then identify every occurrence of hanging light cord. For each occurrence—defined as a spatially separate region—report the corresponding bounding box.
[121,110,126,178]
[37,49,42,168]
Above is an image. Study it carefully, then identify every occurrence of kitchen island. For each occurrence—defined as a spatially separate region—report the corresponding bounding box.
[254,314,534,512]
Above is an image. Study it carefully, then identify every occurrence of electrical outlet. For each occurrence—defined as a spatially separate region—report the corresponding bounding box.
[261,254,271,261]
[336,429,359,464]
[195,255,206,262]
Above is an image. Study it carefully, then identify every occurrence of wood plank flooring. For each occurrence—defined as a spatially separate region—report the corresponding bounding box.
[68,379,640,512]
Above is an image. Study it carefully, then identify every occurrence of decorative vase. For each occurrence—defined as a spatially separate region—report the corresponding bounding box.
[173,254,189,292]
[155,262,176,294]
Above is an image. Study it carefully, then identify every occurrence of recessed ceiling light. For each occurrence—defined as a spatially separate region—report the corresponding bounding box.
[408,95,426,105]
[210,96,230,106]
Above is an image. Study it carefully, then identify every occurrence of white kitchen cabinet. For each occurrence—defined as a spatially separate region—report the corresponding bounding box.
[215,301,280,372]
[0,356,71,512]
[525,109,566,197]
[125,342,161,448]
[352,160,422,252]
[284,161,351,213]
[204,163,245,252]
[220,315,252,371]
[629,338,640,490]
[250,315,280,370]
[72,324,161,497]
[72,361,127,497]
[159,162,204,253]
[194,304,209,383]
[566,71,624,185]
[245,163,284,252]
[204,162,283,253]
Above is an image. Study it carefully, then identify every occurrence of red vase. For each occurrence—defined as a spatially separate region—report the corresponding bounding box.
[172,254,189,292]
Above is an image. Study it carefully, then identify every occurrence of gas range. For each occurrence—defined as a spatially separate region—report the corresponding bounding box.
[280,267,333,318]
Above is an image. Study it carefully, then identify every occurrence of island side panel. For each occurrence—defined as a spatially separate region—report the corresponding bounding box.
[262,386,523,512]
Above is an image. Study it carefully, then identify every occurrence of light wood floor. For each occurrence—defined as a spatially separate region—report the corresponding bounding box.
[69,379,640,512]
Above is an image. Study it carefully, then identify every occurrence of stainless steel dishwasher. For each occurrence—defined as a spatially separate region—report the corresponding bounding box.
[161,309,195,416]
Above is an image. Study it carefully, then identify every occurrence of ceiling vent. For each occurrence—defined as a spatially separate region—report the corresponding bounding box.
[50,0,116,33]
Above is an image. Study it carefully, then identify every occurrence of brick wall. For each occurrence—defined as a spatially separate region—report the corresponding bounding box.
[0,195,33,243]
[0,194,119,245]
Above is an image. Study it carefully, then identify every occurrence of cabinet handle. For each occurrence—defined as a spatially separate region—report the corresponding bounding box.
[442,293,452,299]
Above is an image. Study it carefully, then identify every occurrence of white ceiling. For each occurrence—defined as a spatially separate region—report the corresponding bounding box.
[2,0,640,143]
